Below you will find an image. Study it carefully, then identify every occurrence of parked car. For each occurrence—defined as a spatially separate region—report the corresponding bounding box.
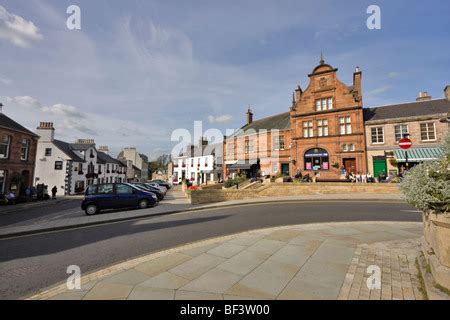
[147,182,167,194]
[150,179,171,190]
[131,183,165,201]
[81,183,158,215]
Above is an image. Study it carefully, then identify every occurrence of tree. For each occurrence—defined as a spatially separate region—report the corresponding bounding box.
[148,154,172,177]
[400,134,450,213]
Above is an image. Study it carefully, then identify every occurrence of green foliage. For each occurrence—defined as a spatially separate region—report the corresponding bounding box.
[400,134,450,213]
[224,174,247,188]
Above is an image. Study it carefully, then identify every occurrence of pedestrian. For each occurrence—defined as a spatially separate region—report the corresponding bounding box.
[51,186,57,199]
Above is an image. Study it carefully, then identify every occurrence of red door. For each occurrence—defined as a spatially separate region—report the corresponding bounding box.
[343,158,356,174]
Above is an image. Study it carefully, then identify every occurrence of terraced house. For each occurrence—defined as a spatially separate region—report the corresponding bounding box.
[364,88,450,177]
[34,122,126,195]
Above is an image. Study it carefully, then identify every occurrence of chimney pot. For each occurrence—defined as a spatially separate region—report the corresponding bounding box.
[416,91,432,102]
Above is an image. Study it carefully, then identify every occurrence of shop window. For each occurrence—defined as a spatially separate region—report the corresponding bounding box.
[304,148,329,171]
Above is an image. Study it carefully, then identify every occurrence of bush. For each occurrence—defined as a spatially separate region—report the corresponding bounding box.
[400,134,450,213]
[224,174,247,188]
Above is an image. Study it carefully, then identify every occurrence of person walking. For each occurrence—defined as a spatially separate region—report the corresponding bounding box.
[51,186,57,200]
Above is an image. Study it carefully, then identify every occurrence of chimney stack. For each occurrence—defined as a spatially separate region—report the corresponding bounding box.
[98,146,109,154]
[416,91,432,102]
[246,108,253,125]
[36,122,55,142]
[444,86,450,101]
[76,138,95,145]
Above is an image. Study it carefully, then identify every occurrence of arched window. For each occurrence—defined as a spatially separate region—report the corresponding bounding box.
[304,148,329,171]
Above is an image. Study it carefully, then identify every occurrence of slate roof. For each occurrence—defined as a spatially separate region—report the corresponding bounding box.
[97,151,127,166]
[53,140,85,162]
[364,99,450,122]
[70,143,95,151]
[231,111,291,137]
[0,113,38,136]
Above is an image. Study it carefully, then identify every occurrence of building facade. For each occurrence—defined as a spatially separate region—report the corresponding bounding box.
[117,148,149,182]
[34,123,126,195]
[364,89,450,178]
[290,57,367,179]
[224,109,291,178]
[0,112,38,195]
[173,139,223,185]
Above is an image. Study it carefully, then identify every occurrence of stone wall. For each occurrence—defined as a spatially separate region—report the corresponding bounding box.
[188,183,400,204]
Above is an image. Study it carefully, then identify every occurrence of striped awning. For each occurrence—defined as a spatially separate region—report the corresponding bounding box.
[394,147,444,162]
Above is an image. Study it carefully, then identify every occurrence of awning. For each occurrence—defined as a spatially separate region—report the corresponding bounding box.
[228,161,258,171]
[394,147,444,162]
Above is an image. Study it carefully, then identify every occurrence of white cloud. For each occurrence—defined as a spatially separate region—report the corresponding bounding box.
[42,104,86,119]
[5,95,42,108]
[208,115,233,124]
[0,5,43,48]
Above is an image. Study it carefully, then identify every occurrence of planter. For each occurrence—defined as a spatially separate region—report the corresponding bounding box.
[422,211,450,290]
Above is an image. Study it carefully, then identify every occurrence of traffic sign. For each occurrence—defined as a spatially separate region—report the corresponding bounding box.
[399,138,412,150]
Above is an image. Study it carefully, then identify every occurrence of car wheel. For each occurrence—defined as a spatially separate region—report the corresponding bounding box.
[138,199,149,209]
[85,204,98,216]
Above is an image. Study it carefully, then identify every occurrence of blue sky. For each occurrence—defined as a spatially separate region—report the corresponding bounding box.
[0,0,449,159]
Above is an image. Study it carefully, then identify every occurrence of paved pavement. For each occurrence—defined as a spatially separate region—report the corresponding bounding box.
[28,221,424,300]
[0,188,405,239]
[0,201,420,299]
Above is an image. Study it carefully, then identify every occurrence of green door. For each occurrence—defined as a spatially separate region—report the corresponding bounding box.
[372,157,387,177]
[281,163,290,176]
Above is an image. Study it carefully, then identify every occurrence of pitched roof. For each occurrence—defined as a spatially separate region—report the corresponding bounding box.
[0,113,38,136]
[231,111,291,137]
[70,143,95,151]
[53,140,85,162]
[364,98,450,122]
[97,151,127,166]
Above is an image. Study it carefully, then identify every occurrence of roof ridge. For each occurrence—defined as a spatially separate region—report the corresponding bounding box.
[367,98,448,110]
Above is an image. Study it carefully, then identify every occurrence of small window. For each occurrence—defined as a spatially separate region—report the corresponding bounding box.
[349,143,355,151]
[420,122,436,141]
[339,117,352,135]
[371,127,384,144]
[55,161,63,170]
[394,125,409,143]
[303,121,314,138]
[98,184,114,194]
[317,119,329,137]
[342,144,348,152]
[21,139,30,161]
[315,98,333,111]
[45,148,52,157]
[116,184,134,194]
[0,135,11,159]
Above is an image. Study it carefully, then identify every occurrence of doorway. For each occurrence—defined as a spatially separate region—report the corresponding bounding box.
[281,163,290,176]
[372,156,387,177]
[343,158,356,174]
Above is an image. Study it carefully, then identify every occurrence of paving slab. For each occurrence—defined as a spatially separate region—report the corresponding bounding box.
[27,221,425,301]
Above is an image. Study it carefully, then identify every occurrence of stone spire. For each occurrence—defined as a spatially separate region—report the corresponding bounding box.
[320,52,325,65]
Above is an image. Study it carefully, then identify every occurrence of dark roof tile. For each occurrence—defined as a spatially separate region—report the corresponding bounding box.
[0,113,38,136]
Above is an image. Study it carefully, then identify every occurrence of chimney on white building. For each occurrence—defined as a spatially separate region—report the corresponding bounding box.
[36,122,55,142]
[416,91,432,102]
[76,139,95,145]
[98,146,109,154]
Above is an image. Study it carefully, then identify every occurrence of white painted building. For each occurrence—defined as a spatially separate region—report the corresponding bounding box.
[34,122,126,195]
[172,139,223,185]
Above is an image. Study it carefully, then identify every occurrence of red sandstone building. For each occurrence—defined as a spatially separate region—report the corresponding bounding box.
[290,56,367,179]
[224,56,367,180]
[0,110,38,195]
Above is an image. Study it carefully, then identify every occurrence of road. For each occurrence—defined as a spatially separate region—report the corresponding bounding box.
[0,199,81,229]
[0,201,421,299]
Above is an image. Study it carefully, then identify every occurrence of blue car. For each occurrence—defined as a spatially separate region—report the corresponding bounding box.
[81,183,158,215]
